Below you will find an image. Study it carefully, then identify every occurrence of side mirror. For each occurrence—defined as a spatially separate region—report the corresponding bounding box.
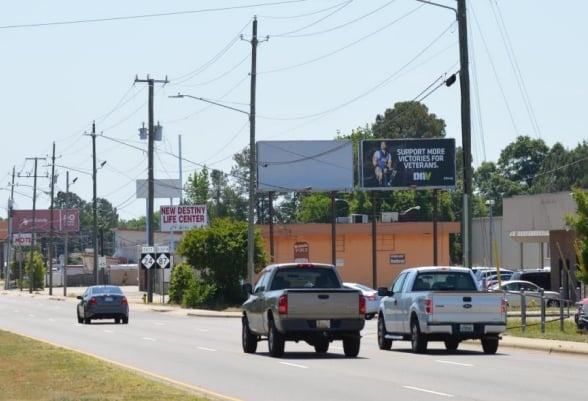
[242,283,253,294]
[378,287,391,297]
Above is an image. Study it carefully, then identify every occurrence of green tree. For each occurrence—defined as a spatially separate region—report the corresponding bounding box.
[13,249,46,290]
[566,187,588,285]
[371,101,446,139]
[168,262,216,307]
[177,218,268,306]
[497,135,548,189]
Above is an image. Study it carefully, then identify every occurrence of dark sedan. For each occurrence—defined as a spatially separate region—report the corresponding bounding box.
[77,285,129,324]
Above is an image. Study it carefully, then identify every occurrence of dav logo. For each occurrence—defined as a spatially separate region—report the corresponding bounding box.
[413,171,432,181]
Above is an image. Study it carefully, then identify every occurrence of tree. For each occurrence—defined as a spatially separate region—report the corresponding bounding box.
[566,187,588,285]
[371,101,446,139]
[497,135,548,189]
[177,218,268,306]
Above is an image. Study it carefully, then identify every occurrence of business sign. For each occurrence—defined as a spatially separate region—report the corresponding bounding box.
[160,205,207,231]
[293,241,309,263]
[359,138,456,190]
[136,179,182,199]
[11,209,80,233]
[13,233,32,247]
[257,140,354,192]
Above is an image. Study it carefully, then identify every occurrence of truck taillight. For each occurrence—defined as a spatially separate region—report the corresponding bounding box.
[501,298,507,314]
[359,294,366,315]
[424,298,433,314]
[278,294,288,314]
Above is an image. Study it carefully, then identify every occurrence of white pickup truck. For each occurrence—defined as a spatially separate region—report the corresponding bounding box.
[377,266,507,354]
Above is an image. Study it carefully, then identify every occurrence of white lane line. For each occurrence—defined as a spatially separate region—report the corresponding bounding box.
[197,346,216,352]
[435,360,474,367]
[279,362,308,369]
[141,337,157,342]
[48,318,56,322]
[404,386,454,397]
[103,329,115,334]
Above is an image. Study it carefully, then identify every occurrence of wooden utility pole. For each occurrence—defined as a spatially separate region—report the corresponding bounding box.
[49,142,56,294]
[134,75,168,302]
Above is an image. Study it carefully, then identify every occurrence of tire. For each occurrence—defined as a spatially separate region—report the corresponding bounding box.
[547,299,559,308]
[365,313,374,320]
[342,333,361,357]
[481,337,499,354]
[268,319,285,357]
[410,319,427,354]
[77,311,83,324]
[314,339,329,354]
[83,317,91,325]
[377,315,392,350]
[444,338,459,351]
[115,318,121,324]
[122,316,129,324]
[242,316,258,354]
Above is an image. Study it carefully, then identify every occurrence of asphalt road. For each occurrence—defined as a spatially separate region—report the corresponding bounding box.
[0,290,586,401]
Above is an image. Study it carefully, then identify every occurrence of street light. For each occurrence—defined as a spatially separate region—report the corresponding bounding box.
[169,92,256,285]
[401,205,421,215]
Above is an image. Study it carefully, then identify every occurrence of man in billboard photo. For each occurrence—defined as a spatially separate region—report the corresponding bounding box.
[372,140,396,186]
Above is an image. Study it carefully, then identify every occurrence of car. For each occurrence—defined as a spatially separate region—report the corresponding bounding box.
[475,268,514,289]
[489,280,561,307]
[484,271,514,288]
[574,298,588,330]
[509,269,552,291]
[77,285,129,324]
[343,282,380,320]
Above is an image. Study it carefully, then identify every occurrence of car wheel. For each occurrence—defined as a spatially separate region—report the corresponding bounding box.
[365,313,374,320]
[83,317,91,325]
[115,318,121,324]
[314,339,329,354]
[547,299,559,308]
[444,338,459,351]
[410,318,427,354]
[377,315,392,350]
[242,316,258,354]
[268,319,285,357]
[122,316,129,324]
[77,311,83,324]
[481,337,499,354]
[342,332,361,357]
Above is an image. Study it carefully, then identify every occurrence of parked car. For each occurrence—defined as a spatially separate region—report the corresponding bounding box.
[77,285,129,324]
[489,280,561,307]
[574,298,588,330]
[475,268,514,289]
[343,282,380,320]
[484,272,514,288]
[509,269,552,291]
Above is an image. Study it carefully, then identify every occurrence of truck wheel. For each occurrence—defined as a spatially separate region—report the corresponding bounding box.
[314,339,329,354]
[377,315,392,350]
[343,333,361,357]
[444,338,459,351]
[268,320,285,357]
[481,337,499,354]
[410,319,427,354]
[242,316,258,354]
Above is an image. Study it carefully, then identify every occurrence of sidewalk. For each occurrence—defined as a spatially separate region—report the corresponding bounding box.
[3,285,588,355]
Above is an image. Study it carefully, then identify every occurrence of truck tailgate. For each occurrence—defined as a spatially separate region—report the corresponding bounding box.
[430,292,505,323]
[284,289,362,319]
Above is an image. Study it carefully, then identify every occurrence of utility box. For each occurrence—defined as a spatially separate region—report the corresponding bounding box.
[381,212,399,222]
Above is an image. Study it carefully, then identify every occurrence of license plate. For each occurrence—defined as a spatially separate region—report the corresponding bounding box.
[316,320,330,329]
[460,324,474,333]
[104,297,113,302]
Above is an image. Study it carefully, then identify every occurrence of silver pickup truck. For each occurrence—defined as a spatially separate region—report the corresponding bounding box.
[377,266,507,354]
[241,262,366,357]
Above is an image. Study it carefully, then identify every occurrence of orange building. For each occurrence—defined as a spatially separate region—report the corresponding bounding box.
[258,220,460,289]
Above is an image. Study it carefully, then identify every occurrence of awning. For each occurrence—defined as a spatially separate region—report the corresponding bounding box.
[508,230,549,243]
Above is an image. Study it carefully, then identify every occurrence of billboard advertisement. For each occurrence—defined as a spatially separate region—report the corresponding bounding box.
[257,140,354,193]
[160,205,207,231]
[11,209,80,233]
[359,138,456,190]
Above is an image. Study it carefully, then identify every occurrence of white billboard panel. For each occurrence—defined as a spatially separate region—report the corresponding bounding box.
[136,179,182,199]
[160,205,207,231]
[257,140,353,192]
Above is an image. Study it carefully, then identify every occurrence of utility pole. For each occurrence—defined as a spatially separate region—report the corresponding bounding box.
[135,75,168,302]
[49,142,56,295]
[20,157,46,293]
[246,17,259,285]
[5,166,15,290]
[91,122,99,285]
[63,171,77,296]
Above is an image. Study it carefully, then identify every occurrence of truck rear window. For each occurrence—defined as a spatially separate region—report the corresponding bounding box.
[271,268,339,290]
[413,272,477,292]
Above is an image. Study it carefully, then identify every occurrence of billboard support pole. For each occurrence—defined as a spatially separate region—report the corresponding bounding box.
[371,191,377,289]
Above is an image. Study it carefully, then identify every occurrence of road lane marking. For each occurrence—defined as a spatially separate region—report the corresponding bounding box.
[279,362,308,369]
[141,337,157,342]
[435,360,474,367]
[404,386,453,397]
[103,329,115,334]
[197,346,216,352]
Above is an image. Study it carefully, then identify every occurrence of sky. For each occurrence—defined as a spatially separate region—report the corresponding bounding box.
[1,0,586,221]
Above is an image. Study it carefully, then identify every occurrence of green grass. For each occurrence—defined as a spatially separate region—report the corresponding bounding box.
[0,330,213,401]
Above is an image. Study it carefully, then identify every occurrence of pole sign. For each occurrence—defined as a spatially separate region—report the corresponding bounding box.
[141,246,171,269]
[160,205,207,231]
[155,246,171,269]
[359,138,456,190]
[140,246,156,269]
[13,233,32,247]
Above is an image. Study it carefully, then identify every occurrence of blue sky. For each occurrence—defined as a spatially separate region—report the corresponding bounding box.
[1,0,586,221]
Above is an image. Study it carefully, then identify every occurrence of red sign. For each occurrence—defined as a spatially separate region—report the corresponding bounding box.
[11,209,80,233]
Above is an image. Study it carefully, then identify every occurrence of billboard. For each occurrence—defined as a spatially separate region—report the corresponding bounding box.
[257,140,354,193]
[136,179,182,199]
[160,205,207,231]
[11,209,80,233]
[359,138,456,190]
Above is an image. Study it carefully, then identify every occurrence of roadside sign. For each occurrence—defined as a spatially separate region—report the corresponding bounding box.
[141,253,156,269]
[156,253,170,269]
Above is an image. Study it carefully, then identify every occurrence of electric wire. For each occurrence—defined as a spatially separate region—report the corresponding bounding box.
[269,0,353,37]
